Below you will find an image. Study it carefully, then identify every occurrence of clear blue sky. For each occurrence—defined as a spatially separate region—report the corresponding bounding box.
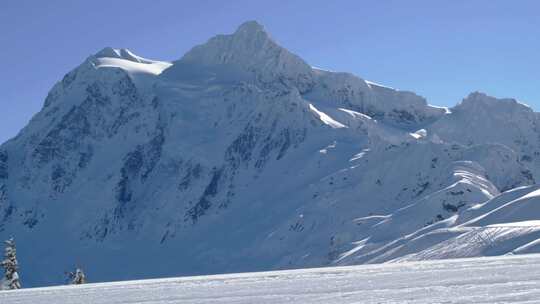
[1,0,539,143]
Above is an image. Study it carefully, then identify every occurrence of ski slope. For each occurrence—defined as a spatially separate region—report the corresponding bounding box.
[2,254,540,303]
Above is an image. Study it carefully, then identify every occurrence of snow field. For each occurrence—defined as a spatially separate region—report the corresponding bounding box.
[2,254,540,303]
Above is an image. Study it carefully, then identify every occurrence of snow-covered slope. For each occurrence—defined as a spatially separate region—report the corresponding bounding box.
[429,92,540,179]
[1,21,539,287]
[2,254,540,303]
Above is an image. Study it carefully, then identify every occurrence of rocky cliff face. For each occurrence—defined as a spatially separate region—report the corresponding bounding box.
[1,21,539,287]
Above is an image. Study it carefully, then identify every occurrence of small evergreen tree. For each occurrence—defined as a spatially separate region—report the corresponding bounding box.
[67,267,86,285]
[1,238,21,290]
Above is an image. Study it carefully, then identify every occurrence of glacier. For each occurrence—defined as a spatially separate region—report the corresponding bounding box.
[1,20,540,287]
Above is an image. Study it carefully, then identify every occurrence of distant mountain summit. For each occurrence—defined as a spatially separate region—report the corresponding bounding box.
[1,21,539,287]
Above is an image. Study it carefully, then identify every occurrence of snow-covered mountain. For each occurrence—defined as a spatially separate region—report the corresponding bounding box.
[1,21,539,287]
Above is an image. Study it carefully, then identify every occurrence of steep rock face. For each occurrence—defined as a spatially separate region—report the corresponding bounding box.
[0,21,538,286]
[24,61,149,193]
[0,149,9,229]
[0,150,7,181]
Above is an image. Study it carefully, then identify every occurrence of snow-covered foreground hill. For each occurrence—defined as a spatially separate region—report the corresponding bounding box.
[2,254,540,303]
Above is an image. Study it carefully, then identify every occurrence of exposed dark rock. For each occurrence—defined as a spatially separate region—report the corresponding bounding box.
[179,163,203,191]
[33,105,92,165]
[442,201,466,213]
[0,150,7,180]
[186,168,223,223]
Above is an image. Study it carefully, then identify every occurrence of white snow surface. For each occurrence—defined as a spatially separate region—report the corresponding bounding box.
[95,57,171,76]
[2,254,540,303]
[308,104,347,128]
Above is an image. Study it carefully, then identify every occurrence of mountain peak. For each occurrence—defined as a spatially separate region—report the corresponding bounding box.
[178,20,276,65]
[94,47,154,64]
[165,21,314,92]
[457,91,531,113]
[234,20,266,36]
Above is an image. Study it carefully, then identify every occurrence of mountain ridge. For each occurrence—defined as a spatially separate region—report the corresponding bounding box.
[1,21,539,287]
